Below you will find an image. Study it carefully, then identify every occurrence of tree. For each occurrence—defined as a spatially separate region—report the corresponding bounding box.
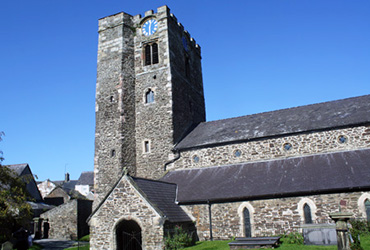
[0,132,32,243]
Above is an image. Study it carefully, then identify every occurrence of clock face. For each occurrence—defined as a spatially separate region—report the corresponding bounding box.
[142,19,158,36]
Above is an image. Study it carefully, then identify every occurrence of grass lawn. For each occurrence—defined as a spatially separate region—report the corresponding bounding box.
[61,234,370,250]
[29,243,43,250]
[183,234,370,250]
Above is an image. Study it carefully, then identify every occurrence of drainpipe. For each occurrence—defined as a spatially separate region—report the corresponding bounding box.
[164,149,180,171]
[208,201,213,241]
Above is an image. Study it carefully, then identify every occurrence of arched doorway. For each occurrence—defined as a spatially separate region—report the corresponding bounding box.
[243,208,251,237]
[116,220,142,250]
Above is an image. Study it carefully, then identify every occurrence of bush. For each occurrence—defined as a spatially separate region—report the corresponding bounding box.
[164,226,193,249]
[281,232,304,245]
[79,235,90,242]
[349,219,369,250]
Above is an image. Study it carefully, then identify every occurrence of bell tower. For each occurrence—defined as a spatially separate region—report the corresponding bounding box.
[94,6,205,204]
[132,6,205,179]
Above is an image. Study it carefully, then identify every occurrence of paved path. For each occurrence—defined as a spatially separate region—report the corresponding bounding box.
[34,239,87,249]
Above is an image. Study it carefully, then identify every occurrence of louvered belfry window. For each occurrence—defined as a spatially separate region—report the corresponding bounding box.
[152,43,159,64]
[144,43,159,66]
[145,45,151,65]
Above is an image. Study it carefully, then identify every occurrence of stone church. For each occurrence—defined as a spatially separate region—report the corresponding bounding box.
[88,6,370,250]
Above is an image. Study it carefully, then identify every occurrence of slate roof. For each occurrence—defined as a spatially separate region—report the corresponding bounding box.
[77,171,94,186]
[161,148,370,204]
[6,163,28,175]
[4,163,43,201]
[131,177,192,222]
[176,95,370,150]
[61,180,78,193]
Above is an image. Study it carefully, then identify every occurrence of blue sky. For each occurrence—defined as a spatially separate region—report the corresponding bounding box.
[1,0,369,181]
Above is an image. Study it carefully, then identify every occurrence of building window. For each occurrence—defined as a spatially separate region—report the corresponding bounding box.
[338,135,348,144]
[238,202,255,238]
[365,200,370,222]
[144,43,159,66]
[283,142,292,151]
[243,208,252,237]
[145,89,154,103]
[144,141,150,153]
[303,203,313,224]
[234,149,242,157]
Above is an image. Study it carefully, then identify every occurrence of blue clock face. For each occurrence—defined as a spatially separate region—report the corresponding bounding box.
[142,19,158,36]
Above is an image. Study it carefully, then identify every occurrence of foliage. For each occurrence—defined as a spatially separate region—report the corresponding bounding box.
[349,219,369,250]
[164,226,194,249]
[0,133,33,243]
[281,231,304,245]
[29,243,43,250]
[183,235,370,250]
[0,131,4,162]
[79,234,90,242]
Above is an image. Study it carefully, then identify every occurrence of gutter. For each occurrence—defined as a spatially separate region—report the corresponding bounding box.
[164,149,181,171]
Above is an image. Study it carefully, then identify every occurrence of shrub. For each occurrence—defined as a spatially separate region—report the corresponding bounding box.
[282,232,304,245]
[79,235,90,242]
[164,226,193,249]
[349,219,369,250]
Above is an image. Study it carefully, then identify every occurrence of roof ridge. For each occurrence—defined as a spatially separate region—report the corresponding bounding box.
[132,176,177,185]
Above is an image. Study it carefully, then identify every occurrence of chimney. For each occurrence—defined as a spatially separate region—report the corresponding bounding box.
[65,173,70,182]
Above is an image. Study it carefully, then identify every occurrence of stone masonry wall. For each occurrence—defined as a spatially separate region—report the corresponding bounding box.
[94,12,136,207]
[132,6,173,180]
[131,6,205,179]
[167,11,206,144]
[171,125,370,170]
[89,176,164,250]
[184,191,370,241]
[41,200,78,240]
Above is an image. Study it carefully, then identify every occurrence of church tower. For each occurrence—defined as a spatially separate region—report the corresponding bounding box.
[94,6,205,204]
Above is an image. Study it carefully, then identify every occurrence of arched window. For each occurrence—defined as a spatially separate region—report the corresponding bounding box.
[304,203,313,224]
[145,89,154,103]
[243,207,251,237]
[144,43,159,66]
[365,199,370,222]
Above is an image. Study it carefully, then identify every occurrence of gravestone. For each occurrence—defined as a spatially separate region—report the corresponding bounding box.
[301,224,337,245]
